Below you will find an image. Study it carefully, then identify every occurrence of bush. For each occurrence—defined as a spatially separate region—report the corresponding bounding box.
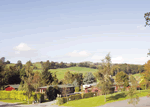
[56,97,63,105]
[75,87,79,92]
[62,97,68,103]
[69,94,82,101]
[83,92,97,98]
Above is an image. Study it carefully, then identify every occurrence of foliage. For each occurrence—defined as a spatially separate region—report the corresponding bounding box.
[0,90,44,104]
[126,86,140,107]
[144,12,150,26]
[75,87,79,92]
[56,97,63,105]
[32,71,41,91]
[95,53,114,102]
[20,61,35,104]
[83,92,97,98]
[46,86,60,101]
[83,72,96,84]
[73,79,79,88]
[115,71,129,91]
[63,71,73,84]
[69,94,82,100]
[41,61,53,86]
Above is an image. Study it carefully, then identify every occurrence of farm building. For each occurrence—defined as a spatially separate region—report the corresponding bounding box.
[5,84,20,91]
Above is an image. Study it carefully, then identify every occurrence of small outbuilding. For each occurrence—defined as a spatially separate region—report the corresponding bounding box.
[5,84,20,91]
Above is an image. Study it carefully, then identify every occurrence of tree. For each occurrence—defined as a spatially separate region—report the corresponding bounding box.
[95,53,114,102]
[0,60,7,89]
[83,72,95,84]
[127,86,140,107]
[142,60,150,89]
[32,71,41,92]
[16,60,23,69]
[63,71,73,84]
[21,61,35,104]
[41,61,53,86]
[52,71,59,85]
[115,71,129,91]
[144,12,150,27]
[72,79,79,88]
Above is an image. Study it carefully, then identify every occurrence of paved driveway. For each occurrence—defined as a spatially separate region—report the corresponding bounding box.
[98,96,150,107]
[0,100,64,107]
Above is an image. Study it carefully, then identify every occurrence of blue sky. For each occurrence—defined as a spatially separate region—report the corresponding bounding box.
[0,0,150,64]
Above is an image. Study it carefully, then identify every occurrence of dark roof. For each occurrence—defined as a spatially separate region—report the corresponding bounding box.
[6,84,20,89]
[39,84,74,89]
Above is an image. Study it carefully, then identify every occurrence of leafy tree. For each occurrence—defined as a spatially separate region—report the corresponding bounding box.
[52,71,59,85]
[83,72,95,84]
[46,86,60,101]
[16,60,23,69]
[142,60,150,89]
[63,71,73,84]
[115,71,129,91]
[0,60,7,89]
[95,53,114,102]
[32,71,41,92]
[72,79,79,87]
[129,75,138,89]
[21,61,35,104]
[126,86,140,107]
[144,12,150,27]
[41,61,53,86]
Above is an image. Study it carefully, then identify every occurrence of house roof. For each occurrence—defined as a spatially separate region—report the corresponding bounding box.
[39,84,74,89]
[6,84,20,89]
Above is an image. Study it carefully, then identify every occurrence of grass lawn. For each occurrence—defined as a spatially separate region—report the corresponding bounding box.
[0,99,28,104]
[62,90,149,107]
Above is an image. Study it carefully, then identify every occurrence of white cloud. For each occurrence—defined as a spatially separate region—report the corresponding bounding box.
[67,50,91,57]
[13,43,32,51]
[112,56,124,64]
[137,25,146,30]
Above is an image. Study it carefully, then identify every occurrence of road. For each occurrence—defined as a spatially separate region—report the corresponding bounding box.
[98,96,150,107]
[0,100,64,107]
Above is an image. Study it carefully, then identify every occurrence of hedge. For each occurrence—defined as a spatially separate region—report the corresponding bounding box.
[0,90,44,103]
[56,92,98,105]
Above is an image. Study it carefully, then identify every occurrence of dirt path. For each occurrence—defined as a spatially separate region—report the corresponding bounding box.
[98,96,150,107]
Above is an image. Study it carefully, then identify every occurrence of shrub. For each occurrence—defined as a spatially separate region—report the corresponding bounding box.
[56,97,63,105]
[83,92,97,98]
[69,94,82,101]
[75,87,79,92]
[62,97,68,103]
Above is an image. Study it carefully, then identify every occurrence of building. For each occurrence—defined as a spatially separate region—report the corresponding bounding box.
[38,84,75,97]
[5,84,20,91]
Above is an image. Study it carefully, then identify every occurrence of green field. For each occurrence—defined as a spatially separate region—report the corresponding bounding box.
[132,73,143,82]
[49,67,98,80]
[62,90,149,107]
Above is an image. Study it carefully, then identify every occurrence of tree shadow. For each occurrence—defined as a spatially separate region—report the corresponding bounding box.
[106,92,127,101]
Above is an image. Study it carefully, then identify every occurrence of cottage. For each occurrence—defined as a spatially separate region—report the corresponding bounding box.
[5,84,20,91]
[38,84,75,97]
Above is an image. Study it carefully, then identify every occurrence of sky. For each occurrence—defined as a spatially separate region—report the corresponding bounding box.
[0,0,150,65]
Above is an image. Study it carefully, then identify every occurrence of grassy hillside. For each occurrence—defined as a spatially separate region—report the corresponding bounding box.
[132,73,143,82]
[49,67,98,80]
